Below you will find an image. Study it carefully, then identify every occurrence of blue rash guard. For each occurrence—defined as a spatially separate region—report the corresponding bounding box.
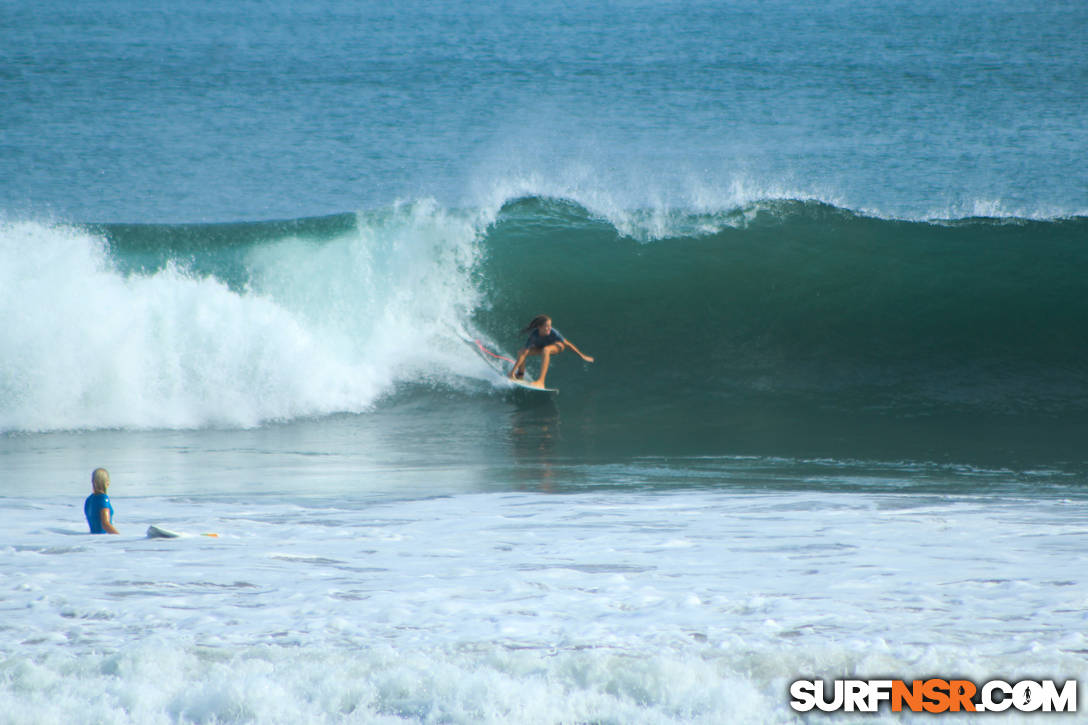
[524,327,564,350]
[84,493,114,534]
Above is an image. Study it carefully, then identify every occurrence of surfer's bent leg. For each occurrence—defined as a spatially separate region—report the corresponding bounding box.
[511,343,564,381]
[533,343,563,388]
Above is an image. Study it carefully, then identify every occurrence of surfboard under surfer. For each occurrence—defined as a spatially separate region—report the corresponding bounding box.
[509,315,594,389]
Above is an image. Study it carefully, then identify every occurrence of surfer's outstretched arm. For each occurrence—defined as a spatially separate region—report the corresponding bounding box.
[563,339,594,363]
[509,348,531,379]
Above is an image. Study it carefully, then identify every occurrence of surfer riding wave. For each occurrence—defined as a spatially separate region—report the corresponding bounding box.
[509,315,594,389]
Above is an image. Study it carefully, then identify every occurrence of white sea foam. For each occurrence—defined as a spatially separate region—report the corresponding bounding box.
[3,489,1085,723]
[0,208,493,433]
[923,197,1086,222]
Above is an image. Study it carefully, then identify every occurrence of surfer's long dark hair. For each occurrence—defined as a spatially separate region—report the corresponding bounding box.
[521,315,551,334]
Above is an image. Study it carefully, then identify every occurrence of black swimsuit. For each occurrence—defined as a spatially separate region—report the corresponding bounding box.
[525,328,564,349]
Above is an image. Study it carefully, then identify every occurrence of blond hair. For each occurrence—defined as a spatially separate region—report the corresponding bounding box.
[91,468,110,494]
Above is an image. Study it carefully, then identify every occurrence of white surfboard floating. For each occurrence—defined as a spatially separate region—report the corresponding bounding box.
[146,525,218,539]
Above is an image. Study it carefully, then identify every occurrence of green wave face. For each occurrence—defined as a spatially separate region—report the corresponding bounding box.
[471,200,1088,462]
[478,200,1088,408]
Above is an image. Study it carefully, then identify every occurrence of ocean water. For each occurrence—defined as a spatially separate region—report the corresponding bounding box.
[2,0,1087,722]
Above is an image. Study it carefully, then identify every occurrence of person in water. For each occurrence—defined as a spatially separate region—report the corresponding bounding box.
[84,468,119,534]
[509,315,594,388]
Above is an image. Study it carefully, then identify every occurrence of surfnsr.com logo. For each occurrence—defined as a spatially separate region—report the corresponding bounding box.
[790,679,1077,714]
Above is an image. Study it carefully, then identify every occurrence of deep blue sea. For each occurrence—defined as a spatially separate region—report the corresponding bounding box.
[2,1,1087,722]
